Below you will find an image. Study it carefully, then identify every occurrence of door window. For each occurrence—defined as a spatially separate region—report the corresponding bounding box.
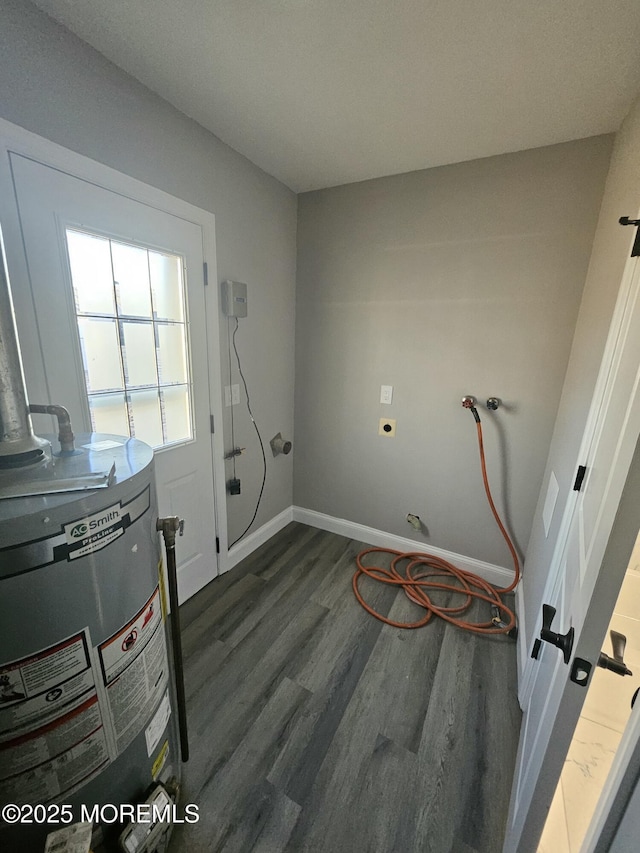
[66,228,192,448]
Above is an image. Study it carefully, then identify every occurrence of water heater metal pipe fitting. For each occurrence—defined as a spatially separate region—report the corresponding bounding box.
[0,246,50,466]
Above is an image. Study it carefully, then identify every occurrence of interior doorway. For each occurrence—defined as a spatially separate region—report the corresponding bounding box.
[539,526,640,852]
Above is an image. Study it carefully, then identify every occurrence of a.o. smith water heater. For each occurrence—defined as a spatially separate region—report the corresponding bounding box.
[0,244,182,852]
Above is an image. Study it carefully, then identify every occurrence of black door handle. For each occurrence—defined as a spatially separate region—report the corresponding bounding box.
[533,603,574,664]
[598,630,633,677]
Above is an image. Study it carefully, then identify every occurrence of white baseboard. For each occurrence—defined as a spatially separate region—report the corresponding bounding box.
[223,506,294,572]
[292,505,515,588]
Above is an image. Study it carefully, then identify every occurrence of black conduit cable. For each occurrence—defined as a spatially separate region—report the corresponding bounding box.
[229,316,267,548]
[227,316,237,480]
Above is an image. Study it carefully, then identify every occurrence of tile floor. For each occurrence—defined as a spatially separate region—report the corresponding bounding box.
[538,532,640,852]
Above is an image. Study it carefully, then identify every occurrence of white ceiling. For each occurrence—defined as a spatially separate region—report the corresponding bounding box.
[32,0,640,193]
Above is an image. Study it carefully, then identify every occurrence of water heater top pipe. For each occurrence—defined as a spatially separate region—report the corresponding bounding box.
[0,240,49,466]
[28,404,75,454]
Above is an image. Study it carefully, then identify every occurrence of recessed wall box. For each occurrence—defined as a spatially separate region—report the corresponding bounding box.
[222,280,248,317]
[378,418,396,437]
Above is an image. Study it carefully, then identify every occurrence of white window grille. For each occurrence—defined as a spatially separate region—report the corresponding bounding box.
[65,228,193,449]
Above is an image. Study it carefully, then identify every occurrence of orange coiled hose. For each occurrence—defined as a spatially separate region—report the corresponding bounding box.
[352,419,521,635]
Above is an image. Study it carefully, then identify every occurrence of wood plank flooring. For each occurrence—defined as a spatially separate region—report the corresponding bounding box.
[168,523,521,853]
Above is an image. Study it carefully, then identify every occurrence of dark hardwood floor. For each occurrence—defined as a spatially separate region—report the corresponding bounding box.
[168,522,521,853]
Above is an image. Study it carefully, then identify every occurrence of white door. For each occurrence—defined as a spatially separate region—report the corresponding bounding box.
[8,153,219,601]
[503,245,640,851]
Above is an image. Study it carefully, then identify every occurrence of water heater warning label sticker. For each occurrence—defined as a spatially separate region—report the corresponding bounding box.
[0,696,109,803]
[0,633,95,740]
[0,631,109,804]
[98,588,169,756]
[0,589,173,805]
[145,691,171,757]
[98,589,162,686]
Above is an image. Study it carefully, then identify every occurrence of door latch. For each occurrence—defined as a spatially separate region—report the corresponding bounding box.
[570,656,592,686]
[598,630,632,677]
[569,630,632,688]
[531,603,575,664]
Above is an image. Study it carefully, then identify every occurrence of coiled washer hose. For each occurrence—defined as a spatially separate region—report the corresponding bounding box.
[353,410,520,635]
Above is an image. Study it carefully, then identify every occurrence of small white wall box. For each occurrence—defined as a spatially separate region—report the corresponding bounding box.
[222,280,248,317]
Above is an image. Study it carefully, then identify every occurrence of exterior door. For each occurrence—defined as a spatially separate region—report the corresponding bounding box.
[503,247,640,851]
[8,153,219,602]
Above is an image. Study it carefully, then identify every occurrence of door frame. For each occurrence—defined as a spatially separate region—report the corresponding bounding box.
[582,437,640,852]
[0,117,229,570]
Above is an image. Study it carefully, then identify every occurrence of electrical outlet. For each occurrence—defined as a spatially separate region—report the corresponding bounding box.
[378,418,396,437]
[224,385,241,407]
[380,385,393,405]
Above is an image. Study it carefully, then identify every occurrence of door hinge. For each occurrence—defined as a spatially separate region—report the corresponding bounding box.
[203,261,209,286]
[573,464,587,492]
[216,536,220,554]
[210,414,215,434]
[619,216,640,257]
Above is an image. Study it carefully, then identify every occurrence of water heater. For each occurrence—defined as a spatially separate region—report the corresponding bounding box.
[0,437,181,852]
[0,244,182,852]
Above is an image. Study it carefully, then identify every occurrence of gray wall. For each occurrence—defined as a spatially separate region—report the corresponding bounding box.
[295,138,612,568]
[522,92,640,643]
[0,0,298,545]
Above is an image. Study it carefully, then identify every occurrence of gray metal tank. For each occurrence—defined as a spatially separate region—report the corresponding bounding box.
[0,434,180,852]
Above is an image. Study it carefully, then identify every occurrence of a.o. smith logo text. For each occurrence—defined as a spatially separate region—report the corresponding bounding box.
[64,504,124,558]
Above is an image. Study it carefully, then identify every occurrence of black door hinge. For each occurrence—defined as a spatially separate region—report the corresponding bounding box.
[210,414,215,434]
[203,261,209,285]
[216,536,220,554]
[619,217,640,257]
[573,464,587,492]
